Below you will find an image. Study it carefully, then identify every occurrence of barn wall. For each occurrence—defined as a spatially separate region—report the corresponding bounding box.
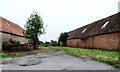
[67,32,119,50]
[118,32,120,49]
[1,32,29,45]
[67,39,78,47]
[93,32,119,50]
[67,37,93,48]
[78,37,93,48]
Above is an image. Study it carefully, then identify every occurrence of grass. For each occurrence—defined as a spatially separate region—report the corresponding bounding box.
[0,48,45,59]
[1,46,119,68]
[39,46,120,68]
[0,53,14,59]
[63,47,119,65]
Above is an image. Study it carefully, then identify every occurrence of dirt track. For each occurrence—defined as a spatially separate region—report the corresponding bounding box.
[1,49,114,70]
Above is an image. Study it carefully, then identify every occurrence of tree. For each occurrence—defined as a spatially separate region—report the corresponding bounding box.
[44,41,51,47]
[58,32,68,46]
[39,41,44,45]
[25,11,45,50]
[50,40,58,46]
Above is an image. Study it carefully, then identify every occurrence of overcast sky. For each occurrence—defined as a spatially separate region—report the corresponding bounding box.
[0,0,119,42]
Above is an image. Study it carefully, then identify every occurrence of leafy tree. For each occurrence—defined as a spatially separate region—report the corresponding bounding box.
[50,40,58,46]
[58,32,68,46]
[44,41,51,47]
[25,11,45,50]
[45,41,50,44]
[39,41,44,45]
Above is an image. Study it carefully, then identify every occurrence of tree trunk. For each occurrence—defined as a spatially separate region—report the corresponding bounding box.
[33,42,37,50]
[33,35,39,50]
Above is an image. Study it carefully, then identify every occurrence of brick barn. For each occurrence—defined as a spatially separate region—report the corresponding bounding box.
[67,12,120,50]
[0,17,29,50]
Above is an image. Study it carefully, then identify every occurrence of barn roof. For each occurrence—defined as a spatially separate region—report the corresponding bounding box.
[68,12,120,40]
[0,17,24,37]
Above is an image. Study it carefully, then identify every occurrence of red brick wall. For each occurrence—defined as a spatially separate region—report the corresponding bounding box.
[67,32,120,50]
[77,37,93,48]
[118,32,120,49]
[67,37,93,48]
[67,39,78,47]
[93,32,119,50]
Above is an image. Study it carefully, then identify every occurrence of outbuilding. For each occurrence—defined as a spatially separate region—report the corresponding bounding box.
[67,12,120,50]
[0,17,29,50]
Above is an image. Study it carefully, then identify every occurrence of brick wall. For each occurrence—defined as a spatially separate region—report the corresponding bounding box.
[118,32,120,49]
[93,32,119,50]
[67,32,120,50]
[67,38,93,48]
[67,39,78,47]
[78,37,93,48]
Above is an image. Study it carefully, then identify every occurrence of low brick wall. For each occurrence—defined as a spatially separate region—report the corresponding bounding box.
[2,44,33,51]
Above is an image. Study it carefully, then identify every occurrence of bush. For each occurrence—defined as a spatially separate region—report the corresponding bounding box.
[16,41,20,45]
[58,32,68,46]
[39,40,58,47]
[2,41,13,50]
[50,40,58,46]
[2,38,21,50]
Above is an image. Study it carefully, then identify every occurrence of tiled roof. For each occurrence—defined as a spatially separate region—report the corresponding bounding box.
[0,17,24,37]
[68,12,120,40]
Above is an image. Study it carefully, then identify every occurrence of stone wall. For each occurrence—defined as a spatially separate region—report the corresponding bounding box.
[1,32,29,44]
[2,44,33,51]
[0,32,29,50]
[67,32,120,50]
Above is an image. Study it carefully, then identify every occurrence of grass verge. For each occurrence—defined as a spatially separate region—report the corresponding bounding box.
[0,53,14,59]
[0,48,45,59]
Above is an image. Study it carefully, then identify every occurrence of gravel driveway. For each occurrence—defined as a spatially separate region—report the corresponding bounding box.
[1,49,114,70]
